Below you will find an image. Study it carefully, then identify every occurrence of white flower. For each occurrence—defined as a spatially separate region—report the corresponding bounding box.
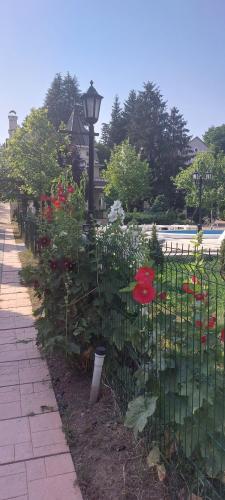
[108,200,125,224]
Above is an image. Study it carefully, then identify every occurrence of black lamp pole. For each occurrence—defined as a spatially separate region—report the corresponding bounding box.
[198,176,203,232]
[81,81,103,224]
[193,170,212,232]
[88,122,94,221]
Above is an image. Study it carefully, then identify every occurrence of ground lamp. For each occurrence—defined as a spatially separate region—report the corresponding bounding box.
[81,81,103,222]
[193,171,212,231]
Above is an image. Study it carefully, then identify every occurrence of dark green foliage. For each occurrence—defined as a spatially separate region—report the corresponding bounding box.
[104,82,191,207]
[204,124,225,154]
[124,210,187,225]
[44,72,81,129]
[220,238,225,280]
[151,194,169,213]
[148,224,164,266]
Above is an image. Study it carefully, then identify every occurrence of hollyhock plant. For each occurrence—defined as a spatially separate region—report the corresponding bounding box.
[38,236,51,248]
[158,291,167,301]
[208,316,216,329]
[132,282,156,305]
[220,329,225,342]
[201,335,207,344]
[195,320,203,328]
[52,199,61,209]
[49,259,58,271]
[62,259,74,271]
[195,293,205,301]
[191,275,199,284]
[67,185,75,193]
[182,283,194,294]
[40,194,49,202]
[134,266,155,284]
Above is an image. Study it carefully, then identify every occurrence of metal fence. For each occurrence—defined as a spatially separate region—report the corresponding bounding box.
[17,211,225,498]
[101,243,225,499]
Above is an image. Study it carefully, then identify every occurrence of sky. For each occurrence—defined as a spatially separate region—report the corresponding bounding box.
[0,0,225,143]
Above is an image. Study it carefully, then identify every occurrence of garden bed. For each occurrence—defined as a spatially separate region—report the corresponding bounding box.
[47,353,166,500]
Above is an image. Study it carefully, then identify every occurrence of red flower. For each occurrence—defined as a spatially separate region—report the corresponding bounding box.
[52,200,61,209]
[201,335,207,344]
[208,316,216,329]
[182,283,194,294]
[191,275,199,284]
[49,259,58,271]
[134,266,155,284]
[67,185,75,193]
[158,291,167,301]
[195,320,203,328]
[40,194,49,202]
[220,329,225,342]
[38,236,51,248]
[62,259,74,271]
[195,293,205,301]
[132,282,156,304]
[58,195,67,203]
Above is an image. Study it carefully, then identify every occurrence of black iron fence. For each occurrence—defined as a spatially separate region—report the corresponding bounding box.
[101,242,225,499]
[17,210,225,498]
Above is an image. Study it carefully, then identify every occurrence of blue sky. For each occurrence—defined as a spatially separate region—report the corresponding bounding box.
[0,0,225,143]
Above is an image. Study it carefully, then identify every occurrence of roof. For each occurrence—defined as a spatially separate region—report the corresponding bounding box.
[189,136,207,147]
[66,109,89,146]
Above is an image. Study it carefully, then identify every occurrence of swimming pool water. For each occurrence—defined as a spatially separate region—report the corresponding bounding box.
[158,230,223,235]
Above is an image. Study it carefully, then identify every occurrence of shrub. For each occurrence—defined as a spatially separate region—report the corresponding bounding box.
[124,211,187,225]
[148,224,164,266]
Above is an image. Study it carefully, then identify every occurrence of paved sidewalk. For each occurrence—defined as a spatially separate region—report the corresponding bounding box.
[0,204,82,500]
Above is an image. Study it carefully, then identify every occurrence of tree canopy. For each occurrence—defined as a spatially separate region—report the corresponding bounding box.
[203,124,225,155]
[103,140,151,210]
[100,81,191,206]
[44,72,81,129]
[0,108,63,201]
[174,152,225,214]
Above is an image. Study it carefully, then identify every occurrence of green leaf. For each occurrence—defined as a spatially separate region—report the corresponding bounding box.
[120,281,136,293]
[124,395,158,437]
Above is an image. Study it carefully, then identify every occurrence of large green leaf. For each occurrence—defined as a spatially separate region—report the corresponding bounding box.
[125,394,158,437]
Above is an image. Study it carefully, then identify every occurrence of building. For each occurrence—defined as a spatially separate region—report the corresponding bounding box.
[66,109,106,218]
[189,136,208,156]
[8,110,18,138]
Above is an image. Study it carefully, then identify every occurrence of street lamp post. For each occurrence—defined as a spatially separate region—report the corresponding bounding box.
[81,81,103,223]
[193,171,212,231]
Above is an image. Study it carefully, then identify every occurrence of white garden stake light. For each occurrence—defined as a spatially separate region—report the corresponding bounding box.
[90,346,106,404]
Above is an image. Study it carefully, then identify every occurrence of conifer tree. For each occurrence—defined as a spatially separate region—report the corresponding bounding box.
[108,95,125,147]
[44,72,81,129]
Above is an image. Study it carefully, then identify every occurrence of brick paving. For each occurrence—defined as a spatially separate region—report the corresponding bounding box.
[0,204,83,500]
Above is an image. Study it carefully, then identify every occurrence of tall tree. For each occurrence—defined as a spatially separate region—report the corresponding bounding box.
[108,95,125,147]
[1,108,62,201]
[122,89,137,143]
[103,140,151,210]
[203,124,225,154]
[174,152,225,215]
[96,123,111,166]
[44,72,81,129]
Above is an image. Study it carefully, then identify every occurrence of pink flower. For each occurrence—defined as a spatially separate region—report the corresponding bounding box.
[67,185,75,194]
[49,259,58,271]
[191,275,199,284]
[158,292,167,301]
[201,335,207,345]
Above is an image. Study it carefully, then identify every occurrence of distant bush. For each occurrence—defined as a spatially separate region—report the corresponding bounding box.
[124,210,188,225]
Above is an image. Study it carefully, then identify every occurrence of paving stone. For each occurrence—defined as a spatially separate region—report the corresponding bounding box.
[45,453,75,477]
[26,458,46,481]
[0,444,14,464]
[0,471,27,499]
[0,401,22,420]
[28,473,82,500]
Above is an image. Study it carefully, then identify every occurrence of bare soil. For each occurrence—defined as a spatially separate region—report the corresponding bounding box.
[48,354,167,500]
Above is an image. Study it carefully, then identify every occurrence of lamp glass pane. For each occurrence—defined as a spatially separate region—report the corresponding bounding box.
[94,97,101,121]
[86,96,95,119]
